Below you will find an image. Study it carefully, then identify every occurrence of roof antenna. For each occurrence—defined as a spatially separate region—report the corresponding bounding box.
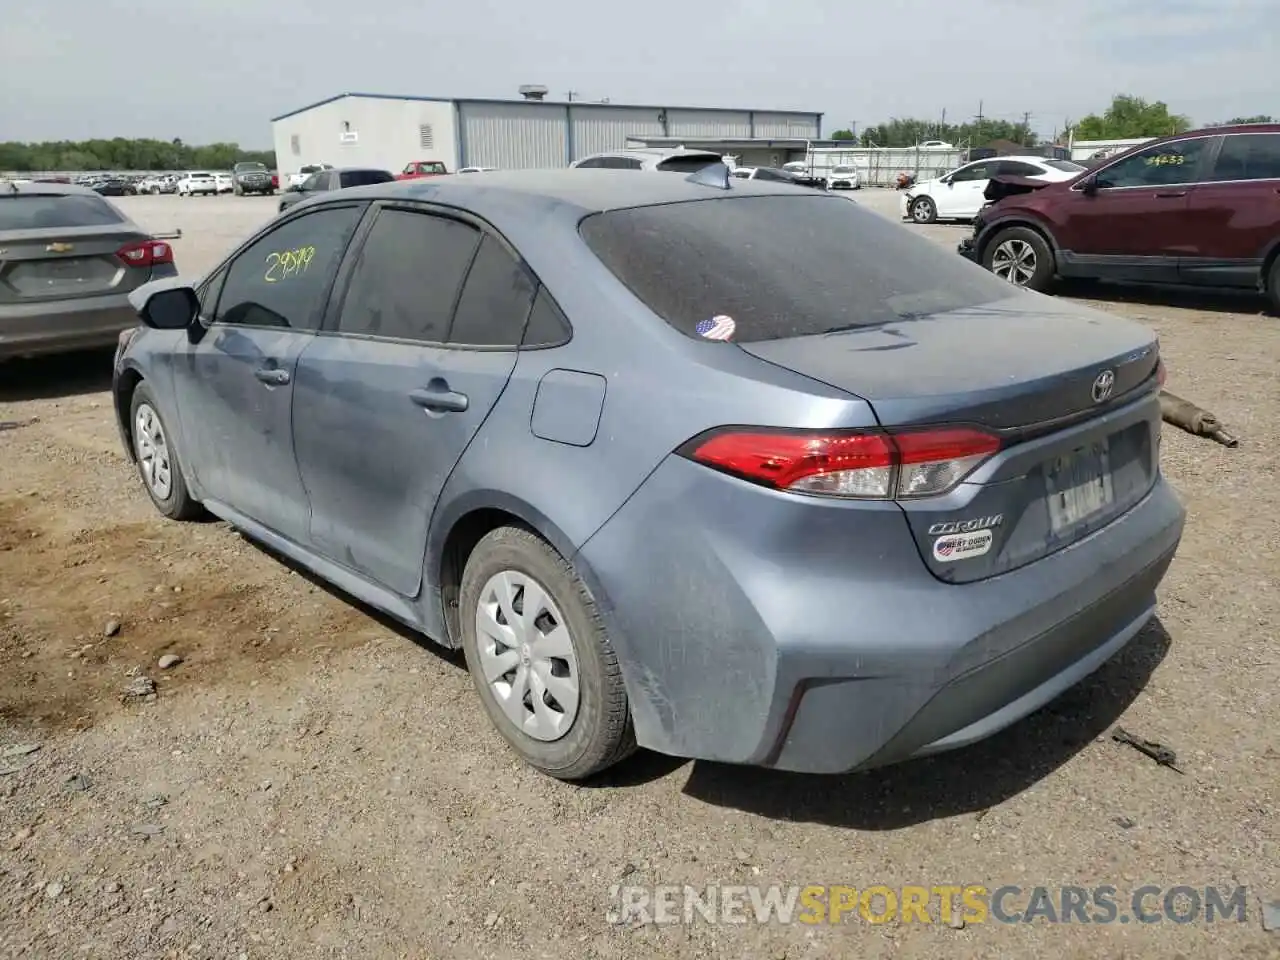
[685,162,731,190]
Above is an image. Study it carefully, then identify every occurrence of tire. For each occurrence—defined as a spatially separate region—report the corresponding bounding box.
[129,383,204,522]
[233,185,242,196]
[1266,257,1280,316]
[459,526,636,781]
[982,225,1056,292]
[909,196,937,224]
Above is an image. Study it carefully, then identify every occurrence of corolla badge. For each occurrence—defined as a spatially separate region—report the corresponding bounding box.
[1091,369,1116,403]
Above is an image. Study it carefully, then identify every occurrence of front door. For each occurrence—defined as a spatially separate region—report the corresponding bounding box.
[1181,131,1280,287]
[291,204,536,597]
[1053,135,1217,283]
[171,202,366,544]
[937,159,999,219]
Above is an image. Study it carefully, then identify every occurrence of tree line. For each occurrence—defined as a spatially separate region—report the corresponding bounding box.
[827,95,1274,148]
[0,138,276,173]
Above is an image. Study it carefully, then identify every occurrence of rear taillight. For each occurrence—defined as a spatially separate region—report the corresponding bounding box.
[117,239,173,268]
[1156,356,1166,387]
[677,426,1002,500]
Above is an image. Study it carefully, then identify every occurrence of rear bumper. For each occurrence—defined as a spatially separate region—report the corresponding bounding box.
[578,454,1184,774]
[0,278,169,360]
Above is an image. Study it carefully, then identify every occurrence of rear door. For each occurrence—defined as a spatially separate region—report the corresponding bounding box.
[0,194,154,306]
[291,203,534,596]
[1181,131,1280,287]
[1053,135,1218,282]
[170,202,366,544]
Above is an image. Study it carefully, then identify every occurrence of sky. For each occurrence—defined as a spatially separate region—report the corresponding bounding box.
[1,0,1275,147]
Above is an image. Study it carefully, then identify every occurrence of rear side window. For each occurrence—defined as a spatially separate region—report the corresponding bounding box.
[655,155,722,173]
[340,170,394,188]
[522,287,572,347]
[336,208,480,343]
[0,194,124,230]
[448,235,537,347]
[579,195,1021,343]
[1211,134,1280,181]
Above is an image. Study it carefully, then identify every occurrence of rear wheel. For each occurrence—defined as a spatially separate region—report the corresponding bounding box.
[983,226,1055,292]
[459,526,636,781]
[130,383,204,522]
[910,196,937,224]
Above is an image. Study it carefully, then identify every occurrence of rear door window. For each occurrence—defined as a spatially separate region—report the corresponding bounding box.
[335,207,480,343]
[214,205,364,330]
[996,160,1044,177]
[448,236,537,347]
[0,194,124,230]
[655,155,722,173]
[1210,133,1280,181]
[579,195,1020,343]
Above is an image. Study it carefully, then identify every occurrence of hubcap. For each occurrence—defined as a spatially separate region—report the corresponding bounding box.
[991,239,1037,285]
[133,403,173,501]
[475,570,580,741]
[912,200,932,222]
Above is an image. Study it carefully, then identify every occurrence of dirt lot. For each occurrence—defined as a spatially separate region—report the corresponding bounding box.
[1,191,1278,960]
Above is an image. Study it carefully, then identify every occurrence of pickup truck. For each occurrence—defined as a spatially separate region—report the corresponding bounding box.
[287,163,333,189]
[395,160,450,180]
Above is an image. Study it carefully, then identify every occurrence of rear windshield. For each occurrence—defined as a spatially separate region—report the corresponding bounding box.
[579,195,1019,342]
[1043,159,1086,172]
[340,170,394,187]
[0,194,125,231]
[655,155,723,173]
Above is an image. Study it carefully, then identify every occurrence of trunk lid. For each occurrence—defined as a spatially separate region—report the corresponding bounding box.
[740,294,1163,583]
[0,225,152,304]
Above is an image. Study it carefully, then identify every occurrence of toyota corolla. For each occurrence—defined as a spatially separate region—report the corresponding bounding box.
[112,167,1184,781]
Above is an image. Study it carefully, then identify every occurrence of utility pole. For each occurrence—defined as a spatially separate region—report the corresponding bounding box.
[565,90,578,102]
[974,100,985,144]
[1021,111,1032,144]
[848,120,857,141]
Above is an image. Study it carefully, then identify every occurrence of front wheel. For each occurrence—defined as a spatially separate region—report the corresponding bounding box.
[460,526,636,781]
[1265,257,1280,316]
[982,226,1056,292]
[129,383,205,521]
[909,196,937,223]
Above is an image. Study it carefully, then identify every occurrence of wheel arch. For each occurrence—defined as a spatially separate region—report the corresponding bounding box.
[975,215,1060,263]
[114,364,146,463]
[427,490,595,650]
[1260,236,1280,292]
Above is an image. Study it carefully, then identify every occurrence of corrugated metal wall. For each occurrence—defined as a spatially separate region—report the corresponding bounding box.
[753,112,821,139]
[570,107,664,160]
[457,102,568,169]
[667,109,752,138]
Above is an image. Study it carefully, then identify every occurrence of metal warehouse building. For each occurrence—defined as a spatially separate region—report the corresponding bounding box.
[270,90,824,178]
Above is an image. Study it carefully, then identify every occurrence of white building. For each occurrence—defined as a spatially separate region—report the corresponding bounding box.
[270,91,824,180]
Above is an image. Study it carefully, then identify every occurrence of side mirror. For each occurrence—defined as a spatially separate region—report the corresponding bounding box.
[1081,177,1099,196]
[140,287,199,330]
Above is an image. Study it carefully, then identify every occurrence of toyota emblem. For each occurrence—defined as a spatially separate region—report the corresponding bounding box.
[1091,369,1116,403]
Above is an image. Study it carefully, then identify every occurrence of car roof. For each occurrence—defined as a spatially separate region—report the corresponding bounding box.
[325,167,815,216]
[581,147,723,160]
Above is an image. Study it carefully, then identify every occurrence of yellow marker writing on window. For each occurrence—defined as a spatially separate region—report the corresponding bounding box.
[264,245,317,283]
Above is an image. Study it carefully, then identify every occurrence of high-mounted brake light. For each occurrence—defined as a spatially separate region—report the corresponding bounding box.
[117,239,173,268]
[678,426,1002,499]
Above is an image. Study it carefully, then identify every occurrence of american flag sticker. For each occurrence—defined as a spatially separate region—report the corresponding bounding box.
[695,315,736,341]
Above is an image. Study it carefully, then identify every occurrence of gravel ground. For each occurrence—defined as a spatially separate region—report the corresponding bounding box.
[1,191,1278,960]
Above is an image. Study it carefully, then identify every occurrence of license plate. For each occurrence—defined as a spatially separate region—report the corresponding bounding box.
[1046,440,1114,534]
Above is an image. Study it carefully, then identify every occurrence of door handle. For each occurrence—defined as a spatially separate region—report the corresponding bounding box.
[254,367,290,386]
[1153,191,1187,198]
[410,387,468,413]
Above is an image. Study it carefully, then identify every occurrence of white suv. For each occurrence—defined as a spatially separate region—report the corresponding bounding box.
[570,148,724,172]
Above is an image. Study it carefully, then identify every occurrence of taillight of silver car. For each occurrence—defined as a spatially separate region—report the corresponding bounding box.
[117,240,174,268]
[677,426,1003,499]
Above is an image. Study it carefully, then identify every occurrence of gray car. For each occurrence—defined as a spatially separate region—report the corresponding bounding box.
[112,168,1185,781]
[278,167,395,213]
[0,181,178,360]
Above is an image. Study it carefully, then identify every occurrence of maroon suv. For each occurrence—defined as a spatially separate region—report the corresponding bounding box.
[959,124,1280,312]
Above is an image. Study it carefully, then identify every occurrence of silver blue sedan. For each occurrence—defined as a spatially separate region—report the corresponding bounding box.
[112,167,1184,781]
